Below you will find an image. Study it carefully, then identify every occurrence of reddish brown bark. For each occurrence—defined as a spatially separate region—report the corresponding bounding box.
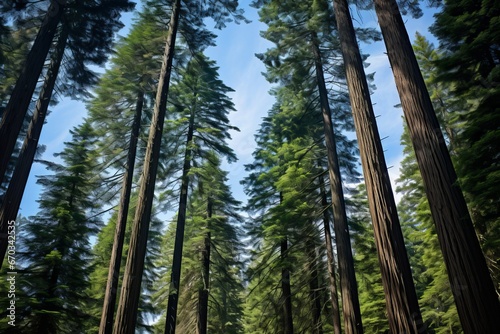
[113,1,181,332]
[99,90,144,334]
[0,24,68,264]
[373,0,500,332]
[311,33,363,334]
[0,0,64,185]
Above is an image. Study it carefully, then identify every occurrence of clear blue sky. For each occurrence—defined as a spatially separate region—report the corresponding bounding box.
[18,2,439,218]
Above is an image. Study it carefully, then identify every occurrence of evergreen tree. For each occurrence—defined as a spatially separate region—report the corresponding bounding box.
[153,154,244,334]
[330,0,424,331]
[372,0,500,331]
[0,122,101,333]
[114,1,246,330]
[162,53,238,333]
[431,0,500,292]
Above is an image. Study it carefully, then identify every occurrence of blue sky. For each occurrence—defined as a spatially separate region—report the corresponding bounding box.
[18,2,440,218]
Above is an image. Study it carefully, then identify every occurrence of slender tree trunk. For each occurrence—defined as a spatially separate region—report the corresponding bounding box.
[165,106,195,334]
[330,0,425,332]
[306,235,323,334]
[197,198,212,334]
[319,172,341,334]
[0,0,64,185]
[113,1,181,332]
[0,24,68,264]
[373,0,500,332]
[311,34,363,334]
[281,237,294,334]
[99,90,144,334]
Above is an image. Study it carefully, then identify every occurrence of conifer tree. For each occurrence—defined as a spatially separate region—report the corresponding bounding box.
[114,1,246,330]
[0,121,101,333]
[431,0,500,293]
[329,0,424,331]
[162,53,238,333]
[153,154,244,334]
[372,0,500,331]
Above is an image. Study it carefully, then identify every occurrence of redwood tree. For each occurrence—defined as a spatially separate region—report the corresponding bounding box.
[372,0,500,332]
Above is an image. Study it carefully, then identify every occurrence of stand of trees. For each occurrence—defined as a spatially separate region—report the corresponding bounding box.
[0,0,498,333]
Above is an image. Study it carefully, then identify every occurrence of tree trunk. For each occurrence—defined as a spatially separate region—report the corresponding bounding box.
[319,172,341,334]
[0,24,68,264]
[311,34,363,334]
[373,0,500,332]
[330,0,425,332]
[99,90,144,334]
[0,0,64,185]
[113,0,181,332]
[197,198,212,334]
[165,105,195,334]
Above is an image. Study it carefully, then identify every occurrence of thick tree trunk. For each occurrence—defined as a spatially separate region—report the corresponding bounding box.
[281,236,294,334]
[0,24,68,264]
[330,0,425,332]
[0,0,64,185]
[165,107,195,334]
[319,172,341,334]
[113,1,181,332]
[373,0,500,332]
[197,198,212,334]
[99,90,144,334]
[311,35,363,334]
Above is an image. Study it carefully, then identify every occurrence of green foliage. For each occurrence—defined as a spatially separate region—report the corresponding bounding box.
[153,156,245,333]
[0,122,101,333]
[431,1,500,289]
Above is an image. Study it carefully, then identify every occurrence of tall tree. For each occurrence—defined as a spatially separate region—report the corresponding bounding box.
[113,1,246,330]
[431,0,500,292]
[153,154,244,334]
[330,0,425,332]
[372,0,500,331]
[162,53,238,334]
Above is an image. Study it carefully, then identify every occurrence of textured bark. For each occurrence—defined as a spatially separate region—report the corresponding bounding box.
[319,173,341,334]
[311,34,363,334]
[113,1,180,332]
[281,237,294,334]
[0,24,68,263]
[331,0,425,332]
[165,102,195,334]
[373,0,500,332]
[99,90,144,334]
[0,0,64,185]
[196,198,212,334]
